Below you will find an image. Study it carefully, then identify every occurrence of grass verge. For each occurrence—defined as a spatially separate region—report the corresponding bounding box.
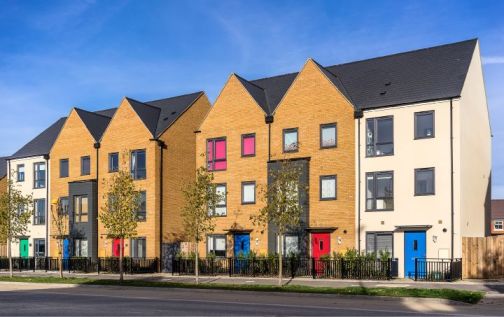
[0,276,484,304]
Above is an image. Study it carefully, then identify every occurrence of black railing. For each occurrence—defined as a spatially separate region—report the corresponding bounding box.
[414,258,462,281]
[173,257,396,280]
[0,257,159,274]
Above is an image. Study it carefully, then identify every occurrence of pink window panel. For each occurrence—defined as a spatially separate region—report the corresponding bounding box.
[242,135,255,156]
[215,140,226,160]
[207,138,226,171]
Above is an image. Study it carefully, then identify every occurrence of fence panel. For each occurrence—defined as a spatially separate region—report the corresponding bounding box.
[414,258,462,281]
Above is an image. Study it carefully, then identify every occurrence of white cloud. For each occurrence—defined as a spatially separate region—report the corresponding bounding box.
[482,56,504,65]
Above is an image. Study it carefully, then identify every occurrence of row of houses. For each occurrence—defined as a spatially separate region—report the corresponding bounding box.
[0,39,492,278]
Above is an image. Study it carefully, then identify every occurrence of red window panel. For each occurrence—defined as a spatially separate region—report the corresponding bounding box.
[242,134,255,157]
[207,138,227,171]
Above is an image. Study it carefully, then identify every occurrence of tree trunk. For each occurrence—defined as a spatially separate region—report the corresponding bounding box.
[59,240,63,279]
[8,238,12,278]
[278,234,283,286]
[195,241,199,285]
[119,237,124,283]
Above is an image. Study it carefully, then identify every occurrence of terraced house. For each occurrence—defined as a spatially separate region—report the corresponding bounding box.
[6,117,66,258]
[97,92,210,270]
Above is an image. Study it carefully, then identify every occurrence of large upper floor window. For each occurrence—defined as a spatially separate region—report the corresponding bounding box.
[241,133,256,157]
[366,117,393,157]
[320,123,337,148]
[81,156,91,176]
[33,162,46,189]
[366,171,394,211]
[74,195,89,223]
[320,175,337,200]
[207,235,226,257]
[415,111,435,139]
[137,191,147,221]
[210,184,227,216]
[415,168,435,196]
[131,150,146,180]
[16,164,25,182]
[283,128,298,153]
[60,159,69,178]
[59,197,69,215]
[109,152,119,173]
[131,238,146,258]
[33,199,46,225]
[207,138,226,171]
[241,181,256,204]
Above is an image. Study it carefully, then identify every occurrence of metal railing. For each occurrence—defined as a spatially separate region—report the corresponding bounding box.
[414,258,462,281]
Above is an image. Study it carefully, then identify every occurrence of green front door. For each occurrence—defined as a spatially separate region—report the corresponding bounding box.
[20,239,29,258]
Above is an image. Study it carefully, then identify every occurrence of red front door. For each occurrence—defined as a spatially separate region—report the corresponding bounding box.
[112,238,124,257]
[311,233,330,259]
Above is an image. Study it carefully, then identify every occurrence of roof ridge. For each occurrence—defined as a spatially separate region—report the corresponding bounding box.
[234,73,266,91]
[146,91,203,104]
[125,97,162,111]
[312,59,354,104]
[74,107,113,119]
[250,71,299,83]
[331,38,478,68]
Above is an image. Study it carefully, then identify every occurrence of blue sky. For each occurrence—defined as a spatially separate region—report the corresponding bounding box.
[1,0,503,195]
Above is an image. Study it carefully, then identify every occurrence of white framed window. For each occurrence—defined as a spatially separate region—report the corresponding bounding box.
[320,175,336,200]
[131,238,146,258]
[277,235,299,255]
[211,184,227,216]
[74,239,88,257]
[241,181,256,204]
[494,220,503,231]
[320,123,337,148]
[283,128,298,153]
[207,235,226,257]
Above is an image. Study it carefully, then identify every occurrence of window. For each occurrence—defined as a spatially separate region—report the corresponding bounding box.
[74,239,88,257]
[320,175,337,200]
[415,111,435,139]
[131,150,146,179]
[59,197,69,215]
[74,195,89,223]
[81,156,91,176]
[283,128,298,153]
[207,138,227,171]
[210,184,227,216]
[207,235,226,257]
[16,164,25,182]
[34,239,45,257]
[131,238,146,258]
[366,171,394,211]
[494,220,503,231]
[366,232,393,257]
[33,199,45,225]
[59,159,69,178]
[320,123,337,148]
[109,152,119,172]
[415,168,435,196]
[241,133,256,157]
[278,235,299,255]
[241,181,256,204]
[366,117,393,157]
[137,191,147,221]
[33,162,46,188]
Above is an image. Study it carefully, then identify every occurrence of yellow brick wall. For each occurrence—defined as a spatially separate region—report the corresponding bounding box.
[159,94,212,245]
[270,59,356,254]
[97,99,160,258]
[0,176,6,195]
[49,110,98,257]
[196,75,270,257]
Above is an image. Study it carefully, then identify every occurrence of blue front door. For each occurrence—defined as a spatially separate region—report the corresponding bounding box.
[63,239,70,259]
[404,231,426,278]
[233,234,250,257]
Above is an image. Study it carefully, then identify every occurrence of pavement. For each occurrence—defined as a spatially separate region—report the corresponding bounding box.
[1,281,504,316]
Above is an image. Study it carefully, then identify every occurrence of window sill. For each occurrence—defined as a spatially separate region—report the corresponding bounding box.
[414,136,435,140]
[365,209,394,212]
[365,153,394,158]
[320,197,337,201]
[241,202,256,205]
[414,193,435,196]
[320,145,337,150]
[241,154,256,158]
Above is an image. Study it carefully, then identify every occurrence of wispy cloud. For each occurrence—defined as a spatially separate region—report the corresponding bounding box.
[483,56,504,65]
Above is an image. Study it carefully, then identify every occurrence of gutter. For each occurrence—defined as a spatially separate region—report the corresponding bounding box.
[151,138,166,272]
[450,99,454,260]
[265,115,274,161]
[44,154,50,257]
[354,110,363,252]
[94,142,100,260]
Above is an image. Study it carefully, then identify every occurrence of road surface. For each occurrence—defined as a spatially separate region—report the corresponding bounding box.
[0,282,500,316]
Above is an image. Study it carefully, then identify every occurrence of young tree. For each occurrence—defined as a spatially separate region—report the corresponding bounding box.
[250,159,305,286]
[0,179,33,278]
[181,166,223,284]
[51,198,68,278]
[99,169,141,283]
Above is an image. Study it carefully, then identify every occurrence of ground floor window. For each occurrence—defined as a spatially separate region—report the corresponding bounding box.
[131,238,146,258]
[366,232,393,257]
[34,239,45,257]
[74,239,88,257]
[207,235,226,257]
[277,235,299,255]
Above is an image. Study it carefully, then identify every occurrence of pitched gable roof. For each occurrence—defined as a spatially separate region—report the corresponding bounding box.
[234,74,269,114]
[236,39,477,114]
[9,117,67,160]
[74,108,113,142]
[0,157,7,179]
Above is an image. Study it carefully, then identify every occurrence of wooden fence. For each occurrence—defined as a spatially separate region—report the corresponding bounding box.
[0,244,6,257]
[462,236,504,279]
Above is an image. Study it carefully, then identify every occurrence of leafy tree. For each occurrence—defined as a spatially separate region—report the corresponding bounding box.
[181,166,223,284]
[99,168,141,283]
[0,179,33,278]
[51,198,69,278]
[251,159,305,286]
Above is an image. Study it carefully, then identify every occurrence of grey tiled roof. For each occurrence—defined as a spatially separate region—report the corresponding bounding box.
[0,157,7,178]
[238,39,477,114]
[74,108,114,142]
